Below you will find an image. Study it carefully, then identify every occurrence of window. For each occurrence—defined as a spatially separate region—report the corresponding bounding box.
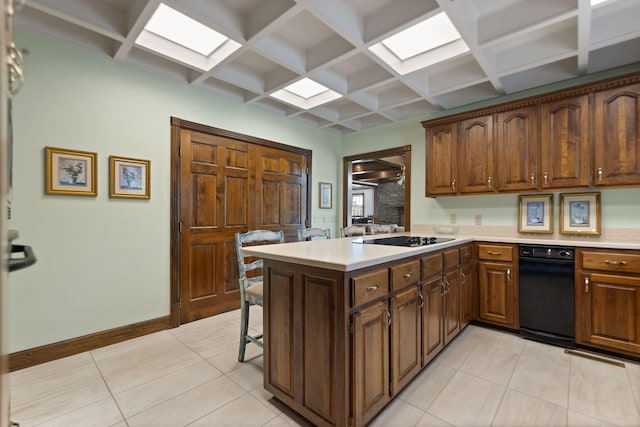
[352,193,364,217]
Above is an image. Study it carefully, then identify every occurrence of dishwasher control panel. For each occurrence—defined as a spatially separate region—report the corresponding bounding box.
[519,245,574,261]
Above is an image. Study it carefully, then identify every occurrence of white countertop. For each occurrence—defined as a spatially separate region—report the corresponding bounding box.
[242,233,640,272]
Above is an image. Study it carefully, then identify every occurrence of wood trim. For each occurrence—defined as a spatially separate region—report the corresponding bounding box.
[421,71,640,127]
[9,316,171,372]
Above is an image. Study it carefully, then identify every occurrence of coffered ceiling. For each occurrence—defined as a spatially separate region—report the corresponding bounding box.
[13,0,640,134]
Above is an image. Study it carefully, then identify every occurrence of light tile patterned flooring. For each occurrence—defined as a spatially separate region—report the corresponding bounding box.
[10,306,640,427]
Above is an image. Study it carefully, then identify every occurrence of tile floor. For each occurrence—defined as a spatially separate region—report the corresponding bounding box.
[10,306,640,427]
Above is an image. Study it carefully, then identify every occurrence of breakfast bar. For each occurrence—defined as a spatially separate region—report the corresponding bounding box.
[242,235,472,427]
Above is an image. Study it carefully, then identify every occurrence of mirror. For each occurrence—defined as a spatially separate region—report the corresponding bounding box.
[343,146,411,230]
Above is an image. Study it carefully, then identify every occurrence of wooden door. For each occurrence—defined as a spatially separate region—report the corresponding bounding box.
[578,273,640,355]
[540,95,590,189]
[425,124,458,195]
[459,115,495,193]
[390,286,421,395]
[443,269,461,344]
[421,276,444,366]
[459,263,474,327]
[593,83,640,186]
[171,119,310,324]
[352,301,390,427]
[496,106,538,191]
[478,261,517,328]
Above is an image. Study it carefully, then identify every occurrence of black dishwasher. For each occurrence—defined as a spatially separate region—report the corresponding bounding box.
[519,244,575,348]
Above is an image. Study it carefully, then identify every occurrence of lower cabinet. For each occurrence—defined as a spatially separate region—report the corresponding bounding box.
[421,275,444,366]
[477,243,519,329]
[390,286,422,395]
[459,261,474,327]
[576,248,640,357]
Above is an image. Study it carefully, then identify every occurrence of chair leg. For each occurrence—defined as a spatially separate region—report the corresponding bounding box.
[238,299,250,362]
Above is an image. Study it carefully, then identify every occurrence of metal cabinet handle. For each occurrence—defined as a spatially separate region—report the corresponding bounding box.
[584,277,589,293]
[444,278,451,292]
[531,173,535,185]
[403,272,413,279]
[506,268,511,282]
[451,180,456,191]
[598,167,603,182]
[460,271,466,284]
[366,284,380,292]
[386,308,391,326]
[487,251,502,255]
[418,291,424,309]
[544,172,549,185]
[605,260,627,266]
[440,279,446,296]
[488,176,492,189]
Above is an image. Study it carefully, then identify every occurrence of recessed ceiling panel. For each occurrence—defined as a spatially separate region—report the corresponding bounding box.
[499,57,578,94]
[434,82,501,109]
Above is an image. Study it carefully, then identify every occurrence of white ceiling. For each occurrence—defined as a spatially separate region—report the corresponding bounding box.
[13,0,640,135]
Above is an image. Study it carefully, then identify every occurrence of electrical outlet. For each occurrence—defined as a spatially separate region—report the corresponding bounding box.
[474,214,482,226]
[450,214,457,224]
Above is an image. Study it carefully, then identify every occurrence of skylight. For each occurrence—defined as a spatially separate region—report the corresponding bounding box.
[369,12,469,75]
[270,78,342,109]
[135,3,240,71]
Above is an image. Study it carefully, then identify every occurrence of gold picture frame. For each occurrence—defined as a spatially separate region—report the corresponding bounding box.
[518,194,553,234]
[45,147,97,196]
[319,182,332,209]
[560,192,601,235]
[109,156,150,199]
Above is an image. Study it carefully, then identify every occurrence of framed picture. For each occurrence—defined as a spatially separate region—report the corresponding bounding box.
[560,192,601,235]
[319,182,332,209]
[518,194,553,234]
[109,156,150,199]
[45,147,97,196]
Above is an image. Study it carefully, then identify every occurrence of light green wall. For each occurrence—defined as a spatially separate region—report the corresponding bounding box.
[8,32,340,353]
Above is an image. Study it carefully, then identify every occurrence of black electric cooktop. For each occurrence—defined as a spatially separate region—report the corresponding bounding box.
[359,236,455,247]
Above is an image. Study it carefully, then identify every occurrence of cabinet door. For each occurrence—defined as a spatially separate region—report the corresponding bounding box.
[390,286,421,395]
[444,269,461,344]
[593,83,640,186]
[459,115,495,193]
[540,95,590,189]
[478,261,518,328]
[496,106,538,191]
[422,276,444,366]
[352,301,390,427]
[459,263,474,327]
[426,124,458,195]
[577,273,640,356]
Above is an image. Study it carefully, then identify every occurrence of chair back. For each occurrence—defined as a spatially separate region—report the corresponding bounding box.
[235,230,285,293]
[368,224,397,234]
[297,227,331,241]
[340,225,366,237]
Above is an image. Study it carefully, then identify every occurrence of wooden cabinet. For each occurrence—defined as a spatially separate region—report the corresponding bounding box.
[540,95,590,189]
[420,253,444,366]
[426,123,458,195]
[390,286,421,395]
[459,244,474,327]
[443,249,461,343]
[593,82,640,187]
[352,301,390,427]
[576,248,640,357]
[495,106,538,192]
[459,115,495,193]
[422,72,640,195]
[477,243,518,329]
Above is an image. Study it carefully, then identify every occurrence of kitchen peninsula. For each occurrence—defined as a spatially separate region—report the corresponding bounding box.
[242,235,473,427]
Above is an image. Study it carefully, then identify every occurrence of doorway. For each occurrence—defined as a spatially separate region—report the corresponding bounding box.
[343,146,411,230]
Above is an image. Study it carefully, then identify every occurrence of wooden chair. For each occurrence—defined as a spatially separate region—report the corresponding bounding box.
[297,227,331,241]
[340,225,366,237]
[235,229,285,362]
[368,224,397,234]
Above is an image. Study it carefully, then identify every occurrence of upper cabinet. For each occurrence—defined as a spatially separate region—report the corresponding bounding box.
[593,83,640,187]
[422,72,640,196]
[540,95,590,189]
[495,106,538,192]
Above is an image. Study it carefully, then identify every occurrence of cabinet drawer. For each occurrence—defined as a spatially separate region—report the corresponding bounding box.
[443,249,459,271]
[581,251,640,274]
[459,244,473,264]
[478,244,513,262]
[391,260,421,290]
[421,253,443,280]
[353,269,389,307]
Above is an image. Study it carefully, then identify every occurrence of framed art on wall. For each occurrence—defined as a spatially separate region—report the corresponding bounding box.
[518,194,553,233]
[560,192,601,235]
[45,146,97,196]
[109,156,150,199]
[319,182,332,209]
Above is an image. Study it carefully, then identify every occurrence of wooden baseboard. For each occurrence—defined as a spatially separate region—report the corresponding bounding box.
[9,316,172,372]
